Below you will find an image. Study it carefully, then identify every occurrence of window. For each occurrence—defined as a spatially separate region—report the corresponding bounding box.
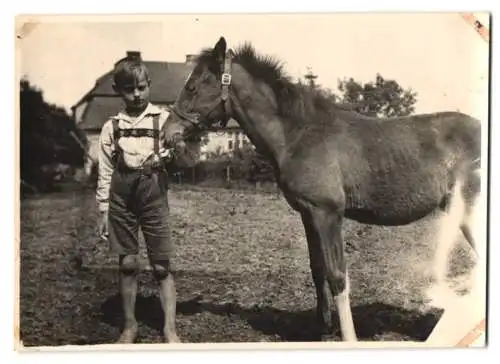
[228,132,233,138]
[228,140,233,150]
[235,139,240,149]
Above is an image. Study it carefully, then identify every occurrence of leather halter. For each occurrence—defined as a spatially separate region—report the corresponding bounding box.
[168,49,234,132]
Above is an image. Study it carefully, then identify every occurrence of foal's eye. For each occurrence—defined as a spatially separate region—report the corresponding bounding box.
[202,73,212,83]
[185,82,196,93]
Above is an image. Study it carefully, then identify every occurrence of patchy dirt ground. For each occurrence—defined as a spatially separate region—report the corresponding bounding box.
[18,185,476,347]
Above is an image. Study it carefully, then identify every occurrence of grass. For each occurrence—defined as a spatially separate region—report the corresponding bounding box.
[18,185,476,346]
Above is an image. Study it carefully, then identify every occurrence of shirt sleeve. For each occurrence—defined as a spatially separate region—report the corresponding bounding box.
[158,109,170,149]
[158,109,174,159]
[96,120,114,212]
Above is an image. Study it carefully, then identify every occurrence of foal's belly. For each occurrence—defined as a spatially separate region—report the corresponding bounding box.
[344,185,445,226]
[344,204,439,226]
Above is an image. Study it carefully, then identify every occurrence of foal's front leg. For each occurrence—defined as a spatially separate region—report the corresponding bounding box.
[308,205,357,342]
[301,212,332,335]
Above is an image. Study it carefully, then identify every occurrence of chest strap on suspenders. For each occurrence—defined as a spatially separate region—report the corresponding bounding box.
[110,114,163,174]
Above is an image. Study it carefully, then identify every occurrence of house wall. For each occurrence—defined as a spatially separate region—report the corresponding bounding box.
[73,101,88,125]
[200,129,251,159]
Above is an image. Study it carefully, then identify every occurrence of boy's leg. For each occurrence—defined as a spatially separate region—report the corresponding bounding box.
[108,172,141,344]
[117,254,139,343]
[138,172,180,343]
[150,259,180,343]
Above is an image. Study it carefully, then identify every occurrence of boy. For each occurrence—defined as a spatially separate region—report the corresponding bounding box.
[96,52,184,344]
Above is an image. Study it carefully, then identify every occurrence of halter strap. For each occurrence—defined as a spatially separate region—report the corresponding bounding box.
[221,50,233,102]
[194,49,234,129]
[219,49,234,127]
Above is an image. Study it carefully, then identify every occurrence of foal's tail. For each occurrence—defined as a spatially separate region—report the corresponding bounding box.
[458,152,484,261]
[470,156,481,171]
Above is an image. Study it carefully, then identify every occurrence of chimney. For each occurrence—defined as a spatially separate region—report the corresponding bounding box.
[126,51,142,62]
[185,54,197,67]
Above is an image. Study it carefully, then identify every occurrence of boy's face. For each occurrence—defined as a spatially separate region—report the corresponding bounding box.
[115,73,151,113]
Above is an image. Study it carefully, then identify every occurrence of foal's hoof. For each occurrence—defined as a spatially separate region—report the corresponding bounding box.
[116,325,138,344]
[164,332,181,343]
[319,332,339,342]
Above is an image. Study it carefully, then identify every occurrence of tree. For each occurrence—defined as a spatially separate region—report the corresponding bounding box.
[20,78,87,190]
[336,73,417,117]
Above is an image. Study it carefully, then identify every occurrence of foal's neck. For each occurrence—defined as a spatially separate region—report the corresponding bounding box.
[230,66,288,167]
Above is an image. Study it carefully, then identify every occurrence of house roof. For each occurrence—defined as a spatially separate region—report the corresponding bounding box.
[87,62,192,102]
[78,96,127,131]
[74,52,240,132]
[73,59,193,108]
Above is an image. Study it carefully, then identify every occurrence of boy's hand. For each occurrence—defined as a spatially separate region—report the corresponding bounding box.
[173,138,187,152]
[97,211,109,240]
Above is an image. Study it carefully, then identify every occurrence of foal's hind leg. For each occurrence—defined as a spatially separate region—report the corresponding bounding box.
[426,173,486,345]
[306,205,356,341]
[460,168,486,299]
[460,168,481,255]
[426,180,465,308]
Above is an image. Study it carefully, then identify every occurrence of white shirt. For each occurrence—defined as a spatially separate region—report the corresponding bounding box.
[96,103,170,212]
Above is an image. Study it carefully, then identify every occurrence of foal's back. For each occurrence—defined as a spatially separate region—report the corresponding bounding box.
[343,111,480,224]
[280,110,481,225]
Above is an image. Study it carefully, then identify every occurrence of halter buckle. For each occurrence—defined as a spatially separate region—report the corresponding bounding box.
[221,73,232,86]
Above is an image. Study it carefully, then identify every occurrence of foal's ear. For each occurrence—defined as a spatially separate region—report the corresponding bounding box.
[213,37,227,63]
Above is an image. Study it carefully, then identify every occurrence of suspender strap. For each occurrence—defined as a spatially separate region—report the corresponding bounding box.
[146,114,165,177]
[152,114,160,156]
[111,118,121,166]
[112,118,120,152]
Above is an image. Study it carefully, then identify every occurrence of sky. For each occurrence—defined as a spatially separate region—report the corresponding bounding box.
[16,13,490,121]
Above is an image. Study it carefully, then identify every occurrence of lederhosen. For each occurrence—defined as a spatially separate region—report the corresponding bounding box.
[107,114,174,262]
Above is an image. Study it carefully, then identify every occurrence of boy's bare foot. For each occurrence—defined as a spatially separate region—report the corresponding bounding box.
[116,323,138,344]
[164,329,181,343]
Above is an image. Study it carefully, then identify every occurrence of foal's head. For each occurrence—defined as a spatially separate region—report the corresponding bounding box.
[165,37,233,142]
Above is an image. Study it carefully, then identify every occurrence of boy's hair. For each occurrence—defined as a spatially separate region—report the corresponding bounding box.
[113,51,151,89]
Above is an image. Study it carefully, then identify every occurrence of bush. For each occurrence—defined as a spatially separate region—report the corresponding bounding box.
[20,78,88,192]
[167,144,276,188]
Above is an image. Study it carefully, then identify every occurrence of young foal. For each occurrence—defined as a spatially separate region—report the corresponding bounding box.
[162,37,483,341]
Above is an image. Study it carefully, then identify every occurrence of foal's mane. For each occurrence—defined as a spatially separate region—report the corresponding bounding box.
[196,42,338,124]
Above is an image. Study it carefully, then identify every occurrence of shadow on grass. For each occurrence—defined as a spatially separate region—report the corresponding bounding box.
[100,293,443,342]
